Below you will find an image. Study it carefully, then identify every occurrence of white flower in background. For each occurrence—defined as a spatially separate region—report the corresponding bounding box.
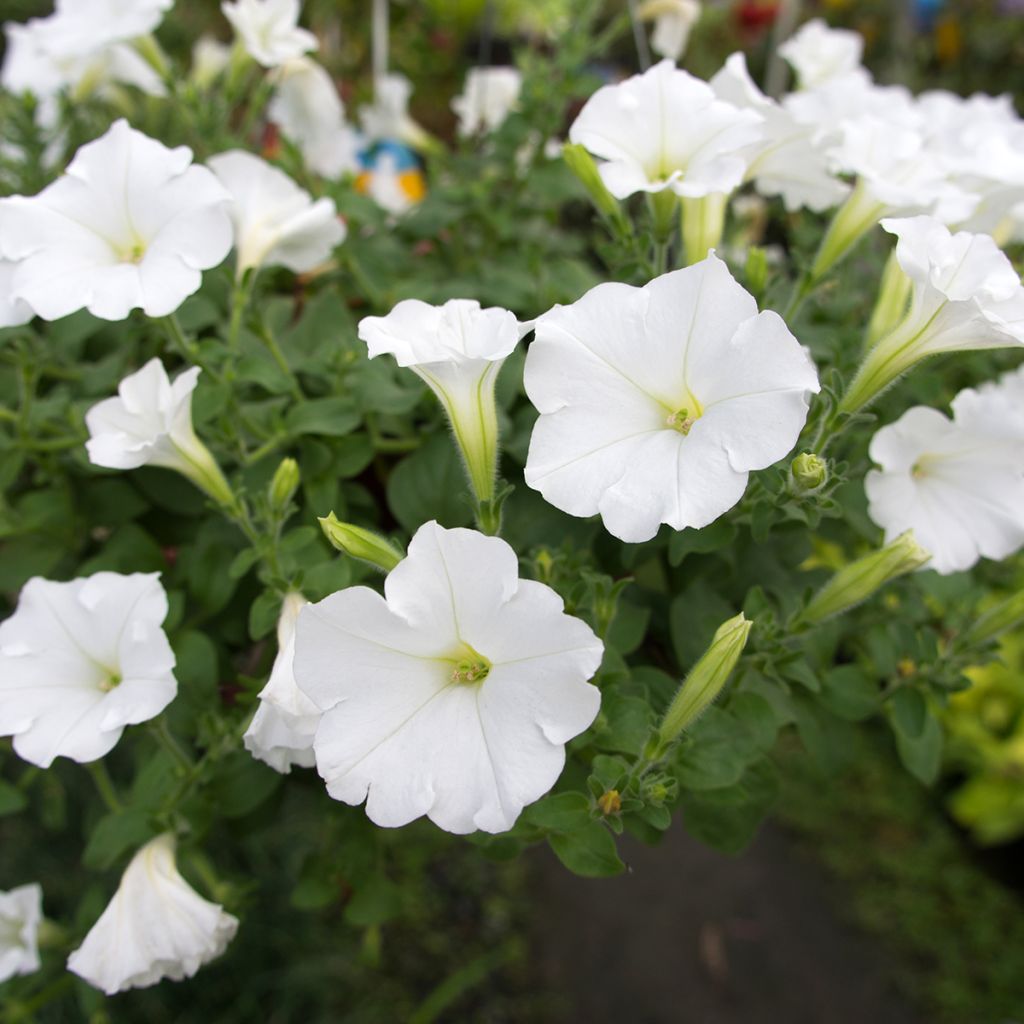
[0,259,33,329]
[841,216,1024,412]
[244,593,318,773]
[222,0,316,67]
[0,884,42,983]
[865,392,1024,574]
[191,34,232,87]
[208,150,345,276]
[357,151,422,215]
[358,299,531,500]
[710,52,848,212]
[779,17,863,90]
[293,521,604,834]
[524,256,820,543]
[85,358,233,505]
[0,573,176,768]
[268,57,361,179]
[639,0,701,62]
[452,66,523,137]
[68,834,238,994]
[0,120,231,321]
[52,0,174,47]
[568,60,763,200]
[359,72,432,149]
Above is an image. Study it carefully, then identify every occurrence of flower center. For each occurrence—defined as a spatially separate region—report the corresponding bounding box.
[98,672,122,693]
[446,644,492,685]
[113,238,147,265]
[666,407,699,434]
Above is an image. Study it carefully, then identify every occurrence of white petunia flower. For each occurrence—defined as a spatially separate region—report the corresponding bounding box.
[452,67,523,137]
[0,120,232,321]
[359,72,432,149]
[840,216,1024,413]
[293,521,604,834]
[191,34,232,87]
[524,255,820,543]
[865,393,1024,575]
[207,150,345,276]
[68,834,238,995]
[358,299,531,501]
[222,0,316,67]
[0,573,176,768]
[567,59,763,201]
[0,884,43,983]
[0,258,33,329]
[244,593,318,773]
[639,0,701,62]
[779,18,863,90]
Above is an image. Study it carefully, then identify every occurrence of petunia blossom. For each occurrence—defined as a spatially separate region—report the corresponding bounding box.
[0,884,42,983]
[0,573,177,768]
[0,120,232,321]
[293,521,604,834]
[244,592,319,773]
[207,150,346,276]
[360,72,433,149]
[639,0,701,62]
[222,0,316,67]
[68,833,238,994]
[778,17,863,90]
[452,67,523,137]
[523,255,820,543]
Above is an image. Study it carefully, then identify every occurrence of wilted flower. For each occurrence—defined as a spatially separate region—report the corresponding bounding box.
[524,256,820,542]
[208,150,345,276]
[0,884,42,983]
[86,359,234,506]
[68,834,238,994]
[244,593,318,773]
[452,66,523,137]
[0,573,176,768]
[293,521,604,834]
[222,0,316,67]
[0,120,231,321]
[779,18,863,90]
[568,60,762,201]
[639,0,701,62]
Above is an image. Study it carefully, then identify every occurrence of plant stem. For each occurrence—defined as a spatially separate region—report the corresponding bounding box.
[87,760,123,814]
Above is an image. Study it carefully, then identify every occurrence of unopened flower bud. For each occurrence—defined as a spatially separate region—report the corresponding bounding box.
[319,514,403,573]
[800,531,931,625]
[268,457,300,511]
[963,590,1024,647]
[562,143,628,230]
[658,613,751,747]
[789,452,828,495]
[597,789,622,815]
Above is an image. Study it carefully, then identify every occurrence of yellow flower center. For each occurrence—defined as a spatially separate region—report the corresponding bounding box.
[446,643,492,685]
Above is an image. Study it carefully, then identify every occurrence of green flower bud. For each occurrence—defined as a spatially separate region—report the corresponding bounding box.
[562,143,628,230]
[963,590,1024,647]
[681,192,727,266]
[744,245,769,302]
[319,513,403,573]
[268,457,300,512]
[789,452,828,495]
[657,613,752,747]
[801,531,931,625]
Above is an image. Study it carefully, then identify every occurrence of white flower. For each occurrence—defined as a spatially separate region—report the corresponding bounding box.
[865,393,1024,574]
[779,18,863,90]
[293,521,604,834]
[452,67,523,137]
[358,299,530,500]
[524,255,820,543]
[0,884,42,983]
[191,34,232,87]
[268,57,361,179]
[244,593,318,773]
[841,216,1024,412]
[567,59,763,200]
[710,52,848,212]
[0,259,33,329]
[639,0,701,62]
[207,150,345,276]
[68,834,238,995]
[0,573,176,768]
[359,72,432,149]
[222,0,316,68]
[0,120,231,321]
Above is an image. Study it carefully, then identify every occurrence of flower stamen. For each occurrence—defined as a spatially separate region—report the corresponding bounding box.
[666,407,698,434]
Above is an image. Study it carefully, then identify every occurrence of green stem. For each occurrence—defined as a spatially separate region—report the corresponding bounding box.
[150,717,195,775]
[87,760,123,814]
[252,318,303,401]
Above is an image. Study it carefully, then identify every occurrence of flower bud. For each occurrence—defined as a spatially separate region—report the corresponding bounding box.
[963,590,1024,647]
[800,531,931,625]
[864,248,912,349]
[657,613,751,747]
[562,143,628,230]
[789,452,828,495]
[268,457,300,512]
[597,790,621,815]
[318,514,403,573]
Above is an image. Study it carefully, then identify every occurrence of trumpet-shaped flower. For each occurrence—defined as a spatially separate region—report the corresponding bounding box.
[524,256,820,543]
[567,60,763,200]
[0,884,42,983]
[208,150,345,276]
[779,18,863,90]
[244,593,318,773]
[639,0,701,62]
[358,299,531,502]
[68,834,238,994]
[865,393,1024,574]
[85,359,233,505]
[222,0,316,67]
[452,67,523,137]
[293,521,604,834]
[0,120,231,321]
[840,216,1024,412]
[0,573,176,768]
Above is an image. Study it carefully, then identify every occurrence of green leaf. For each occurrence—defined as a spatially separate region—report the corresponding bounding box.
[344,875,403,926]
[291,875,339,911]
[819,665,880,721]
[286,397,361,437]
[548,822,624,877]
[892,687,927,739]
[208,753,282,818]
[892,709,943,785]
[386,433,475,533]
[249,589,282,640]
[668,521,738,567]
[679,759,778,854]
[595,692,653,756]
[83,809,156,870]
[0,779,27,816]
[523,791,590,831]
